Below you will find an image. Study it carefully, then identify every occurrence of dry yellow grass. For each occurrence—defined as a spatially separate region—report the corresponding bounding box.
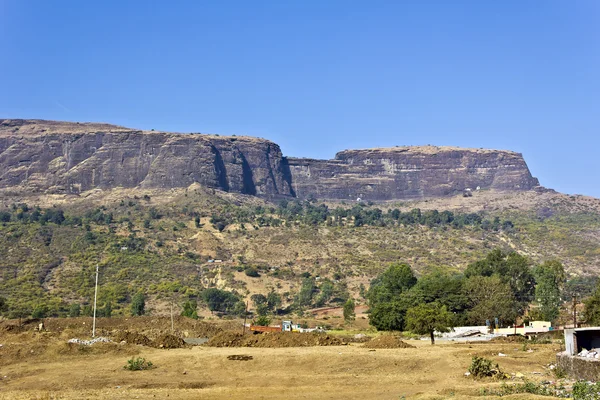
[0,338,562,399]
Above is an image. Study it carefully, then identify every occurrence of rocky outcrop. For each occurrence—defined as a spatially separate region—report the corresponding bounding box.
[288,147,539,201]
[0,119,540,200]
[0,119,293,197]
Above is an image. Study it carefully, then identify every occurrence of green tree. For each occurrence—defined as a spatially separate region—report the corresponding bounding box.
[181,300,198,319]
[369,299,408,331]
[0,296,8,316]
[533,260,566,322]
[255,315,271,326]
[405,302,453,345]
[315,279,334,307]
[131,292,146,316]
[32,304,48,319]
[266,291,282,312]
[343,298,355,322]
[463,275,518,326]
[103,302,112,318]
[251,293,269,316]
[367,263,417,307]
[68,303,81,317]
[296,278,316,308]
[464,249,535,316]
[412,269,469,316]
[201,288,240,314]
[584,282,600,325]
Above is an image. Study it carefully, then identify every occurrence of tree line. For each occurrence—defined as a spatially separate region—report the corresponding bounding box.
[367,249,568,342]
[207,199,515,231]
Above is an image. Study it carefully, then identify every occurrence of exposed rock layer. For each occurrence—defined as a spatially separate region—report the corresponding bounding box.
[288,147,539,200]
[0,119,293,197]
[0,119,539,200]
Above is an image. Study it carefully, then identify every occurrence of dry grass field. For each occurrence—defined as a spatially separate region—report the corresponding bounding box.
[0,320,564,400]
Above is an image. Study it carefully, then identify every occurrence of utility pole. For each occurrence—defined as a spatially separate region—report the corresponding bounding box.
[573,295,577,329]
[92,264,99,338]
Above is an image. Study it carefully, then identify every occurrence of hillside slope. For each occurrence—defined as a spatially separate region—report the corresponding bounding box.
[0,186,598,317]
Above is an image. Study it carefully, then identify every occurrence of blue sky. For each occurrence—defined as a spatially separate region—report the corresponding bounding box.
[0,1,598,197]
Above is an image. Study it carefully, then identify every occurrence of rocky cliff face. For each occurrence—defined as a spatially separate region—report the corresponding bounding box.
[0,119,540,200]
[0,119,294,197]
[288,146,539,201]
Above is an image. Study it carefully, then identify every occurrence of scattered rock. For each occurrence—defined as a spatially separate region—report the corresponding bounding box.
[67,337,111,346]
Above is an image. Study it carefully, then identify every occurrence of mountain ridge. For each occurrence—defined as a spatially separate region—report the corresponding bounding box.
[1,119,540,200]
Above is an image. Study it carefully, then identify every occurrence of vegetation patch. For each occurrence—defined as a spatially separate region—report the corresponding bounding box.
[124,357,154,371]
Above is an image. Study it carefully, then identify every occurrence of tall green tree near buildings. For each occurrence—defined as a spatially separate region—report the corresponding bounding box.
[405,302,453,345]
[533,260,565,322]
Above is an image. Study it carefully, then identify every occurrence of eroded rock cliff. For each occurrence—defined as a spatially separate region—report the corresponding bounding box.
[0,119,540,200]
[288,146,539,200]
[0,119,293,197]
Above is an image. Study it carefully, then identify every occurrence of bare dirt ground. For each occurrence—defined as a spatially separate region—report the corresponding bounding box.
[0,319,563,399]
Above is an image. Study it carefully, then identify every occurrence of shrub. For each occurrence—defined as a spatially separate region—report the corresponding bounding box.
[255,315,271,326]
[181,300,198,319]
[480,381,568,397]
[244,268,260,278]
[469,356,503,378]
[573,381,600,399]
[124,357,154,371]
[68,303,81,317]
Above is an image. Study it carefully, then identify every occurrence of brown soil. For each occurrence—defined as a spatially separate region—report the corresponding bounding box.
[113,331,153,346]
[0,340,562,400]
[206,331,246,347]
[362,335,416,349]
[13,317,234,340]
[206,331,346,348]
[489,335,527,343]
[153,333,186,349]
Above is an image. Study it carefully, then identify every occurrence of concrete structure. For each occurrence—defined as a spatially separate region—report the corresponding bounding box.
[440,326,489,338]
[563,327,600,356]
[557,327,600,381]
[495,320,552,336]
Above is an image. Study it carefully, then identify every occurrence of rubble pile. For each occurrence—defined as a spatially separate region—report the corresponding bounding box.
[67,337,111,346]
[578,349,600,359]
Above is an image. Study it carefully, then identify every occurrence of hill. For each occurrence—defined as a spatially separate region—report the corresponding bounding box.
[0,183,598,318]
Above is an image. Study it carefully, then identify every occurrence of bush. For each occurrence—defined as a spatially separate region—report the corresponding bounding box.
[181,300,198,319]
[244,268,260,278]
[124,357,154,371]
[130,292,146,316]
[469,356,503,379]
[255,315,271,326]
[481,381,568,397]
[573,381,600,399]
[68,303,81,317]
